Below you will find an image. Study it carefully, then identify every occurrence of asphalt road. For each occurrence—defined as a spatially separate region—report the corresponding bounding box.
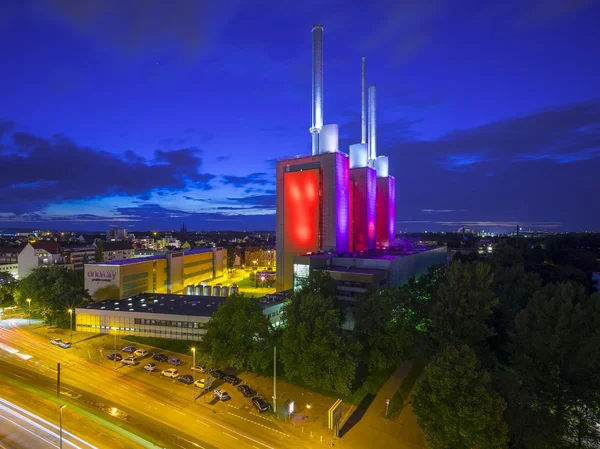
[0,319,319,449]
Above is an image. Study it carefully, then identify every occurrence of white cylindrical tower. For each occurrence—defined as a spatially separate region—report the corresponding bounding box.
[361,56,366,145]
[368,84,377,163]
[310,24,324,155]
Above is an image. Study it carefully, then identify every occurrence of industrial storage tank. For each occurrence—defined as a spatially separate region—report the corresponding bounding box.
[212,285,221,297]
[204,285,212,296]
[195,284,203,296]
[230,286,239,296]
[187,285,194,295]
[221,286,229,297]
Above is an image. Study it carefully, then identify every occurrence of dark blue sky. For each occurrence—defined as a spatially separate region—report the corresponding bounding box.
[1,0,599,232]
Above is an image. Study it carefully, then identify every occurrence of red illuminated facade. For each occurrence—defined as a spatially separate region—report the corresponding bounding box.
[350,166,377,251]
[283,169,320,253]
[376,176,396,248]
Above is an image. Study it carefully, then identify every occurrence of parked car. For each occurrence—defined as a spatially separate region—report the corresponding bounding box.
[121,356,139,366]
[167,357,182,366]
[58,341,72,349]
[224,375,241,385]
[122,346,136,353]
[152,353,169,362]
[213,389,230,401]
[50,338,63,345]
[191,364,206,373]
[252,397,270,413]
[237,385,255,397]
[178,374,194,385]
[134,349,149,358]
[194,378,206,389]
[143,363,156,372]
[107,353,122,361]
[210,369,225,379]
[161,369,179,378]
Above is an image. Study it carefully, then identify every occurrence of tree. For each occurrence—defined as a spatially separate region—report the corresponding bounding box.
[354,288,423,372]
[412,344,508,449]
[280,290,359,395]
[431,261,498,353]
[0,272,16,308]
[201,294,273,373]
[94,241,104,263]
[14,267,91,327]
[509,283,600,448]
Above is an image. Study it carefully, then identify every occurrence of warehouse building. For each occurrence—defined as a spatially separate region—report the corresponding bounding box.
[75,292,286,340]
[84,248,226,301]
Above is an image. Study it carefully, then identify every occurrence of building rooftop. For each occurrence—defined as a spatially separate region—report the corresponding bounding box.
[82,293,226,317]
[317,266,385,275]
[89,248,213,266]
[299,245,444,261]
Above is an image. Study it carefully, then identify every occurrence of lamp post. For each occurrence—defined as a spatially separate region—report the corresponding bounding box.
[254,269,257,288]
[68,309,73,343]
[191,347,196,400]
[113,327,117,370]
[59,404,66,449]
[26,298,31,326]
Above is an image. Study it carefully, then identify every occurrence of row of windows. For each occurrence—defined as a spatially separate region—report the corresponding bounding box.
[123,272,148,283]
[78,324,203,336]
[184,259,211,269]
[184,267,212,279]
[123,278,148,291]
[133,318,205,328]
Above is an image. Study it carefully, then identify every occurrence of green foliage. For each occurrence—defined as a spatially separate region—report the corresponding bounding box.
[412,345,508,449]
[94,241,104,263]
[280,288,360,395]
[0,272,17,307]
[354,288,422,372]
[202,294,273,373]
[14,266,90,326]
[509,283,600,448]
[431,261,498,351]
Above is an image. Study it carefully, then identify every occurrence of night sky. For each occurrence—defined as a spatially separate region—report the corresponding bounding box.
[1,1,599,233]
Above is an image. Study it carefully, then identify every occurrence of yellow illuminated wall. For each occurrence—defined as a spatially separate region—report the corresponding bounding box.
[183,251,213,286]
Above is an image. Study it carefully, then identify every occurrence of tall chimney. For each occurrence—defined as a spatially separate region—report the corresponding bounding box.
[361,56,366,145]
[311,24,324,155]
[368,84,377,162]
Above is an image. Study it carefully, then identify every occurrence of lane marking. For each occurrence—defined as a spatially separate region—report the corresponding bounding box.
[196,419,209,427]
[222,432,238,440]
[227,412,290,437]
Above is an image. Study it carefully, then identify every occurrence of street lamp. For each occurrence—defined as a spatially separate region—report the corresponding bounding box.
[112,327,117,370]
[68,309,73,344]
[254,269,257,288]
[191,347,196,400]
[59,404,66,449]
[26,298,31,326]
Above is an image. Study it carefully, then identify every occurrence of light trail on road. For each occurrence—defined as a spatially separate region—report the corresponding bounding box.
[0,398,98,449]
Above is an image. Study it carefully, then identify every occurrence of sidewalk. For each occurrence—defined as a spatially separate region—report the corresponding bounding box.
[340,361,426,449]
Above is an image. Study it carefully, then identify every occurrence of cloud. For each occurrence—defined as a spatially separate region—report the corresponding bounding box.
[216,155,231,162]
[221,172,274,187]
[0,119,15,138]
[226,194,276,209]
[421,209,467,213]
[42,0,242,56]
[0,129,215,214]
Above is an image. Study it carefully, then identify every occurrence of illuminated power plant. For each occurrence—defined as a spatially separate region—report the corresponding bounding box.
[275,24,397,291]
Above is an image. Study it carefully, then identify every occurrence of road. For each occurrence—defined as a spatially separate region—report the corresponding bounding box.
[0,319,318,449]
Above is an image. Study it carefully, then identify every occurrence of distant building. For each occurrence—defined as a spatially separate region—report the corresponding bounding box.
[102,241,135,262]
[244,246,275,269]
[18,241,64,278]
[62,245,97,270]
[0,248,20,277]
[106,228,128,241]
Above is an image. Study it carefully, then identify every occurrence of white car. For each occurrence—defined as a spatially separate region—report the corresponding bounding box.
[50,338,63,345]
[58,341,72,349]
[144,363,156,372]
[213,389,230,401]
[161,368,179,378]
[134,349,149,358]
[121,356,139,366]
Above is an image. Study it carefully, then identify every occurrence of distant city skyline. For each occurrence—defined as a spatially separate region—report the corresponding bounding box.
[1,1,599,232]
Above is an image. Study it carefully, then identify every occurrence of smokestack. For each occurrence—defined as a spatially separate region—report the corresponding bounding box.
[368,84,377,162]
[361,56,366,144]
[311,24,324,155]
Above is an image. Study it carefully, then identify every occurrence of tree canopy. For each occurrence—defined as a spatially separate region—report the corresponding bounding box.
[14,266,90,326]
[412,344,508,449]
[280,280,359,395]
[202,294,273,373]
